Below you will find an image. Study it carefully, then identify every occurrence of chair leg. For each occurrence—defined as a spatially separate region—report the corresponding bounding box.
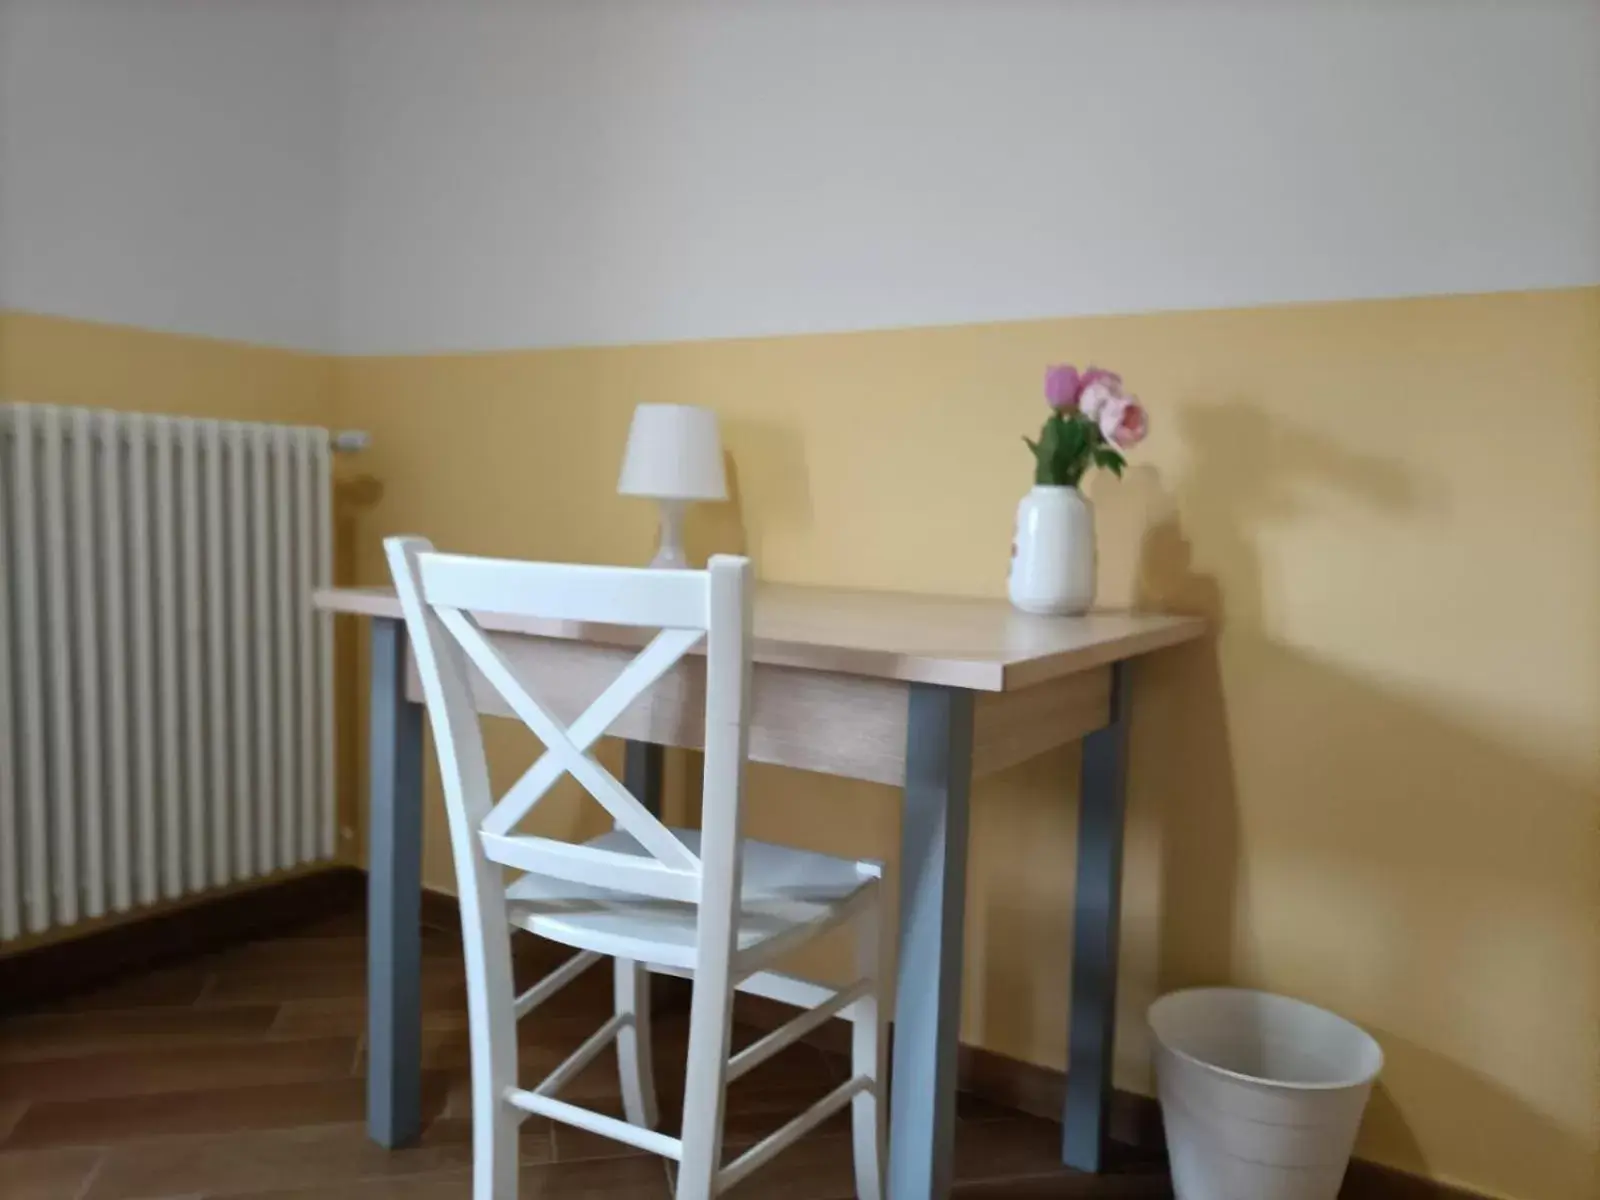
[851,895,888,1200]
[614,958,660,1129]
[462,913,520,1200]
[474,1084,520,1200]
[675,977,735,1200]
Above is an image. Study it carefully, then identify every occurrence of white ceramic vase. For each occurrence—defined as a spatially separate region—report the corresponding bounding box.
[1008,485,1095,615]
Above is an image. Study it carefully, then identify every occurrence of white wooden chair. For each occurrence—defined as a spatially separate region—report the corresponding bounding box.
[385,538,887,1200]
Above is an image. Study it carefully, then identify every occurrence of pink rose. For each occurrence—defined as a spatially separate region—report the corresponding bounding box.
[1099,396,1149,447]
[1079,366,1122,394]
[1044,364,1083,410]
[1079,378,1122,420]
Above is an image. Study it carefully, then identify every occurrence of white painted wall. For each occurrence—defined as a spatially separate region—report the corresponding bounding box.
[0,0,339,350]
[0,0,13,307]
[336,0,1600,354]
[4,2,1596,354]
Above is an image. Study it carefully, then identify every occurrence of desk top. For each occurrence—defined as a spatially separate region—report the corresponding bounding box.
[315,583,1205,693]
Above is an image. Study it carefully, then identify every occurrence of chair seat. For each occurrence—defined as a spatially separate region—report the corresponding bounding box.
[504,828,876,969]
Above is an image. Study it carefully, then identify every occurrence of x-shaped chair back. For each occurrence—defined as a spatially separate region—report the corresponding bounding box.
[386,538,753,906]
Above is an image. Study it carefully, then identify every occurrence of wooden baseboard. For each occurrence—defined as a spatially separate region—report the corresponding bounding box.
[1336,1160,1493,1200]
[0,866,367,1015]
[419,884,463,936]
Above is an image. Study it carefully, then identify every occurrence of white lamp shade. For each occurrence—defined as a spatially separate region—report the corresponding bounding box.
[617,404,728,501]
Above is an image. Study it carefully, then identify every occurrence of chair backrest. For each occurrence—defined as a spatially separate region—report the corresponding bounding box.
[385,537,753,916]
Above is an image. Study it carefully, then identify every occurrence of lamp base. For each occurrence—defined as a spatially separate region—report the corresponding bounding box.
[649,499,690,569]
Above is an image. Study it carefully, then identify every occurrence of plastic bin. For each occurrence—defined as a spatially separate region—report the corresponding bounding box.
[1149,988,1383,1200]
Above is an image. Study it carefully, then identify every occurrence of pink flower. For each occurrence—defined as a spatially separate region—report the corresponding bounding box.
[1079,366,1122,394]
[1044,364,1083,410]
[1079,377,1122,420]
[1099,396,1149,447]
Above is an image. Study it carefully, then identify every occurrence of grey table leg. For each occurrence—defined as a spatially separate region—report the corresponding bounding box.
[889,684,975,1200]
[367,617,426,1149]
[624,740,665,819]
[1062,661,1132,1172]
[623,740,667,1032]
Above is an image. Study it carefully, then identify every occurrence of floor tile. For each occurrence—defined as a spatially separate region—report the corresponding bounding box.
[356,1011,610,1078]
[218,1155,671,1200]
[671,1130,855,1200]
[277,910,371,939]
[0,1146,104,1200]
[213,931,461,971]
[82,1116,549,1200]
[199,962,465,1008]
[4,900,1175,1200]
[0,1096,29,1142]
[5,1073,446,1149]
[270,999,470,1038]
[517,1157,671,1200]
[209,935,370,969]
[0,1037,358,1104]
[954,1112,1079,1182]
[216,1171,476,1200]
[0,1005,280,1062]
[665,1113,1148,1200]
[51,966,212,1013]
[951,1165,1173,1198]
[956,1089,1022,1124]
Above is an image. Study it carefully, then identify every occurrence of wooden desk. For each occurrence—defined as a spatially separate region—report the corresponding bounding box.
[316,583,1204,1198]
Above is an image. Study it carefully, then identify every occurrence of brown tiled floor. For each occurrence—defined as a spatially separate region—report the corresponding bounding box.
[0,908,1171,1198]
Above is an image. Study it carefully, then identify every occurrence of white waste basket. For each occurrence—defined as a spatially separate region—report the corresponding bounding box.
[1149,988,1383,1200]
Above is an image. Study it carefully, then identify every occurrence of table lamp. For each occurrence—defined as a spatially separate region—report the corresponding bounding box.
[617,403,728,568]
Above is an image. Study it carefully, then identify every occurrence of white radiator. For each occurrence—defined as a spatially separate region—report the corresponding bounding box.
[0,403,337,942]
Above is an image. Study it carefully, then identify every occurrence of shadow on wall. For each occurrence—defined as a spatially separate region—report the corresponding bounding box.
[1092,401,1422,1047]
[1097,403,1594,1193]
[1116,401,1421,998]
[686,450,749,567]
[686,416,813,570]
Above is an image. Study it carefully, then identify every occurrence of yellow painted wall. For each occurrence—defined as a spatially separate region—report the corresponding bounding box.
[3,295,1595,1197]
[0,311,335,424]
[333,288,1600,1200]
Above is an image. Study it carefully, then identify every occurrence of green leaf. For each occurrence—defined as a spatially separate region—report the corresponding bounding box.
[1054,415,1093,486]
[1063,418,1088,458]
[1038,419,1061,455]
[1093,447,1126,478]
[1034,418,1064,485]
